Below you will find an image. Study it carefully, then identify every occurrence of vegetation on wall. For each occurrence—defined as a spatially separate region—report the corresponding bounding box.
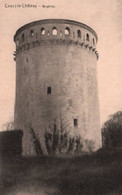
[44,118,95,155]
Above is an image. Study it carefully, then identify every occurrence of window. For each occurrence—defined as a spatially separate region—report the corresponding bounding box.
[16,39,19,46]
[73,32,75,38]
[86,33,89,41]
[30,30,34,37]
[52,27,57,35]
[36,33,38,39]
[21,34,25,42]
[41,28,45,35]
[60,31,62,36]
[47,31,49,36]
[93,38,95,45]
[77,30,81,38]
[74,119,78,127]
[47,87,51,94]
[65,27,70,35]
[26,57,28,63]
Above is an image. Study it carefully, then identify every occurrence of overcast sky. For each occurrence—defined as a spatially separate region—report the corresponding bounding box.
[0,0,122,130]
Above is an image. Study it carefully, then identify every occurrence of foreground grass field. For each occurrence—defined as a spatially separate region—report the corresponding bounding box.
[0,150,122,195]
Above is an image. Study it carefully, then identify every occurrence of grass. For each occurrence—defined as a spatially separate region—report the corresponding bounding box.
[0,149,122,195]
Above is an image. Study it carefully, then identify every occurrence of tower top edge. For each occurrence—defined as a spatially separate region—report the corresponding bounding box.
[14,19,98,42]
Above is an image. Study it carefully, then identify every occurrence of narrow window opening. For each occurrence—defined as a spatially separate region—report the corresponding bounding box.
[47,87,51,94]
[93,38,95,45]
[41,28,45,35]
[47,31,49,36]
[30,30,34,37]
[73,32,75,38]
[22,34,25,42]
[52,27,57,35]
[60,31,62,36]
[86,33,89,41]
[74,119,78,127]
[26,57,28,63]
[36,33,38,39]
[65,27,70,35]
[16,39,19,46]
[77,30,81,38]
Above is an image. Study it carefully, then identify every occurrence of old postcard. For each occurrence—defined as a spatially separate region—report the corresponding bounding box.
[0,0,122,194]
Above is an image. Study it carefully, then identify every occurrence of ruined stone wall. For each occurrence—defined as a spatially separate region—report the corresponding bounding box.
[14,19,101,155]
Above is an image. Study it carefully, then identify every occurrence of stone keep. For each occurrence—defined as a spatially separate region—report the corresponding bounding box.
[14,19,101,155]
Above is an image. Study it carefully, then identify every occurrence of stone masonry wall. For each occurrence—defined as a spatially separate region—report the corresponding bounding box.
[14,19,101,155]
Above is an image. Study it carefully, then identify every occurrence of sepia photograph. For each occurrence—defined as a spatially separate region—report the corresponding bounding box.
[0,0,122,194]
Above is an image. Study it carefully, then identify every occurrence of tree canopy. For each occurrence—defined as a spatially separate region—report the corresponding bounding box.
[102,111,122,148]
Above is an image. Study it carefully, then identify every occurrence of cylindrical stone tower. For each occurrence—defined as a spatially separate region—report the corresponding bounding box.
[14,19,101,155]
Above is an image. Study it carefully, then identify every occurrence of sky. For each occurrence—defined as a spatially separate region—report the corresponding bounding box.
[0,0,122,130]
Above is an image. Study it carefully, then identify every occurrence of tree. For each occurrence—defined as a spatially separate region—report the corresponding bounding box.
[3,120,14,130]
[101,111,122,149]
